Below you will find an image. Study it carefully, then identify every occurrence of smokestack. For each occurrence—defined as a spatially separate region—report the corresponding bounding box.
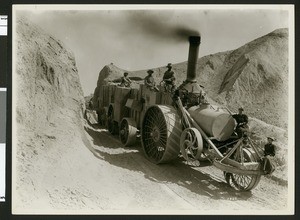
[186,36,201,82]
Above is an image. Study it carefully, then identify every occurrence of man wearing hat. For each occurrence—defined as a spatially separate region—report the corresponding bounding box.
[144,69,159,91]
[232,107,249,138]
[264,137,276,157]
[262,137,276,174]
[163,63,176,92]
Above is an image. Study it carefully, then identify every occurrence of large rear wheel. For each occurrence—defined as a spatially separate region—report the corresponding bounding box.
[224,148,261,191]
[141,105,182,164]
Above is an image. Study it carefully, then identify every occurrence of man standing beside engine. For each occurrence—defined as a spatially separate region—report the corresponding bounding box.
[262,137,276,174]
[232,107,249,138]
[163,63,176,92]
[264,137,276,157]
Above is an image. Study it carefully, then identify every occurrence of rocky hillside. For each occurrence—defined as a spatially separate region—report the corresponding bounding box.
[16,18,85,129]
[202,29,288,130]
[14,17,86,207]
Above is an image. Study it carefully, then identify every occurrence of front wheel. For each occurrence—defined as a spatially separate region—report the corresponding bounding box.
[180,127,203,161]
[224,148,261,191]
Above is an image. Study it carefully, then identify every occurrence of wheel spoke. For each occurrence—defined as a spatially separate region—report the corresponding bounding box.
[148,143,157,155]
[158,139,166,150]
[180,128,203,161]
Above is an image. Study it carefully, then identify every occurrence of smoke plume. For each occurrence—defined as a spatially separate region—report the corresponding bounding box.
[128,12,200,42]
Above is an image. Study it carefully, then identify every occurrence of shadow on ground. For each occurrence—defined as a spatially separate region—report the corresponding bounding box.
[84,124,253,201]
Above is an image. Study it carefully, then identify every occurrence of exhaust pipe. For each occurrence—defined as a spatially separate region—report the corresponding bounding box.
[186,36,201,82]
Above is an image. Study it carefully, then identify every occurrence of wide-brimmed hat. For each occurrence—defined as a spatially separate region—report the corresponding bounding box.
[166,63,172,68]
[147,69,154,74]
[267,137,275,141]
[238,107,244,111]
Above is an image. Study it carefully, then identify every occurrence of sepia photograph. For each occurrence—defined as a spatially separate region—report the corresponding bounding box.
[12,5,294,215]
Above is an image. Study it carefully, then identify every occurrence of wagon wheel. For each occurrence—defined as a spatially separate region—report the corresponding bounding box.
[224,148,261,191]
[141,105,182,164]
[180,128,203,162]
[97,108,107,126]
[119,117,137,147]
[107,105,118,135]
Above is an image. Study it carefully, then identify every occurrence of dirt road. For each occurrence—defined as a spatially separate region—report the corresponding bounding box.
[14,120,290,214]
[80,124,289,214]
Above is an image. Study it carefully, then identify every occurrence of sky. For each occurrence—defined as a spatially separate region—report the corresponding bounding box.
[15,5,290,95]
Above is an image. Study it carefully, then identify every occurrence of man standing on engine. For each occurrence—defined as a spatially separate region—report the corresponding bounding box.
[232,107,249,138]
[163,63,176,92]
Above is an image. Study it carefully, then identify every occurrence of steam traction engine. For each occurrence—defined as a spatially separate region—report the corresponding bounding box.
[94,36,268,191]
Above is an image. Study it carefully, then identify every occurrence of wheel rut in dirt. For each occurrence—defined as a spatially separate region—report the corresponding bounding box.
[84,124,263,202]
